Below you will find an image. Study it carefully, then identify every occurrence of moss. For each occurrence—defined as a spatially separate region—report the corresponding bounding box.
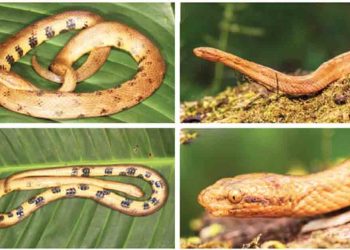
[181,77,350,123]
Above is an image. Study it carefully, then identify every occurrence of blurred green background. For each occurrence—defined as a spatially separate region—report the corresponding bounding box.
[181,3,350,101]
[180,129,350,236]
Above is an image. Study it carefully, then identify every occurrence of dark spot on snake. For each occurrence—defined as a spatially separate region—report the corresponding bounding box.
[150,197,159,205]
[36,90,44,96]
[0,65,6,70]
[128,81,136,86]
[145,171,152,178]
[121,199,132,208]
[78,114,85,118]
[66,19,76,29]
[52,187,61,193]
[16,207,24,218]
[107,89,113,94]
[28,35,38,48]
[155,181,163,188]
[137,174,143,178]
[0,215,3,221]
[66,188,76,196]
[105,167,113,175]
[139,56,146,63]
[79,184,89,191]
[146,49,151,54]
[148,78,153,84]
[96,190,106,199]
[145,61,152,66]
[6,55,14,65]
[83,22,89,29]
[45,26,55,38]
[35,196,45,206]
[7,212,13,218]
[100,108,108,115]
[119,171,127,176]
[15,45,23,57]
[113,96,121,102]
[126,167,136,176]
[141,72,147,77]
[143,202,150,210]
[71,167,79,176]
[96,91,102,96]
[55,110,63,117]
[82,167,90,177]
[3,91,10,97]
[136,96,143,102]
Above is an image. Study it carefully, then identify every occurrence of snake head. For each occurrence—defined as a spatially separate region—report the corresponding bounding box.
[198,173,296,217]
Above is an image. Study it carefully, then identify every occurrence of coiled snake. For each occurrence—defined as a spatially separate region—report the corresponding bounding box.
[198,159,350,218]
[0,11,165,119]
[194,47,350,95]
[0,165,168,228]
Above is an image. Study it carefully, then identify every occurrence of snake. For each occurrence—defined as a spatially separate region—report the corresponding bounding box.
[194,47,350,95]
[0,11,165,119]
[198,159,350,218]
[0,165,168,228]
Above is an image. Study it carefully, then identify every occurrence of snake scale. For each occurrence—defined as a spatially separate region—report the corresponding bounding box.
[194,47,350,95]
[198,159,350,218]
[0,165,168,227]
[0,11,165,119]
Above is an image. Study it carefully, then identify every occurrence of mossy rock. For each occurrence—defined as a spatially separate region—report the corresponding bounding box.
[181,78,350,123]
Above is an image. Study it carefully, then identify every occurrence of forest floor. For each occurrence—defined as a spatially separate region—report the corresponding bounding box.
[181,77,350,123]
[181,211,350,248]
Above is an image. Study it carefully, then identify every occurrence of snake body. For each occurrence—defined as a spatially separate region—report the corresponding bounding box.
[0,165,168,228]
[198,159,350,218]
[194,47,350,95]
[0,11,165,119]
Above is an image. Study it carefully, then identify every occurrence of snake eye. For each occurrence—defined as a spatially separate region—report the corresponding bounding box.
[228,189,243,204]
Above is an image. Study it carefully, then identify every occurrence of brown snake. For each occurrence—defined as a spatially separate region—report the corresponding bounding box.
[198,159,350,218]
[0,165,168,227]
[194,47,350,95]
[0,11,165,119]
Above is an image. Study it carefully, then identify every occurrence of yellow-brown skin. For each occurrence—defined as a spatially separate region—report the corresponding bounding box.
[0,11,165,119]
[0,165,168,227]
[194,47,350,95]
[198,159,350,218]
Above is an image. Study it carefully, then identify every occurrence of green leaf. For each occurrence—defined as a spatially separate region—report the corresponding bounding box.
[0,3,174,123]
[0,129,174,248]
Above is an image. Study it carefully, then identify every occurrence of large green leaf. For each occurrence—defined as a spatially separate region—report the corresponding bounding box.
[0,3,174,123]
[0,129,174,248]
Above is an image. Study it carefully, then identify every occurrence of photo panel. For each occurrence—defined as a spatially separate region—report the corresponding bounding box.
[0,3,174,123]
[0,128,174,248]
[181,128,350,248]
[181,3,350,123]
